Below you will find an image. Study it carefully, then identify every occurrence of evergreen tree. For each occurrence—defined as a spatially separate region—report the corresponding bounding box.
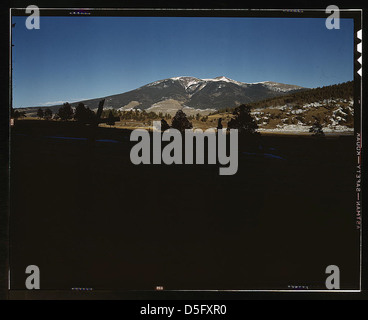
[74,103,94,124]
[58,103,74,121]
[44,108,53,120]
[171,110,193,132]
[106,111,116,127]
[227,104,258,135]
[217,117,223,130]
[37,108,44,119]
[309,118,325,137]
[161,118,170,131]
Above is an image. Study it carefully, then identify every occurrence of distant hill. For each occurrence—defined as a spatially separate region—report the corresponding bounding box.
[17,76,306,116]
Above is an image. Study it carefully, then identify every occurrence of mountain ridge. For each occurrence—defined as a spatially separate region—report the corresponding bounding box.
[18,76,306,115]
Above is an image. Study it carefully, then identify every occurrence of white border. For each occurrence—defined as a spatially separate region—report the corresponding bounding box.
[8,7,363,294]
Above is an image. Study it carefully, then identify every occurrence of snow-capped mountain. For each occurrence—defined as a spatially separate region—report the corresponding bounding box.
[145,76,303,98]
[25,76,306,114]
[116,76,304,112]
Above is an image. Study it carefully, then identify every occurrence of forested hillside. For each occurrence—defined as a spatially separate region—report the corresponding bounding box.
[249,81,353,109]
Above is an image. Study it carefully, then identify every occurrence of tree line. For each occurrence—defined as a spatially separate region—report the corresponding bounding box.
[162,105,259,135]
[34,102,213,125]
[27,101,326,137]
[35,103,95,122]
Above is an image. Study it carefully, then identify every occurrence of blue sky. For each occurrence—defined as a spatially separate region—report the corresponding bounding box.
[12,16,354,108]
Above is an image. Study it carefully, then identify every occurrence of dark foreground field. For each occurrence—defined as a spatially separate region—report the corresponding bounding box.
[10,120,360,292]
